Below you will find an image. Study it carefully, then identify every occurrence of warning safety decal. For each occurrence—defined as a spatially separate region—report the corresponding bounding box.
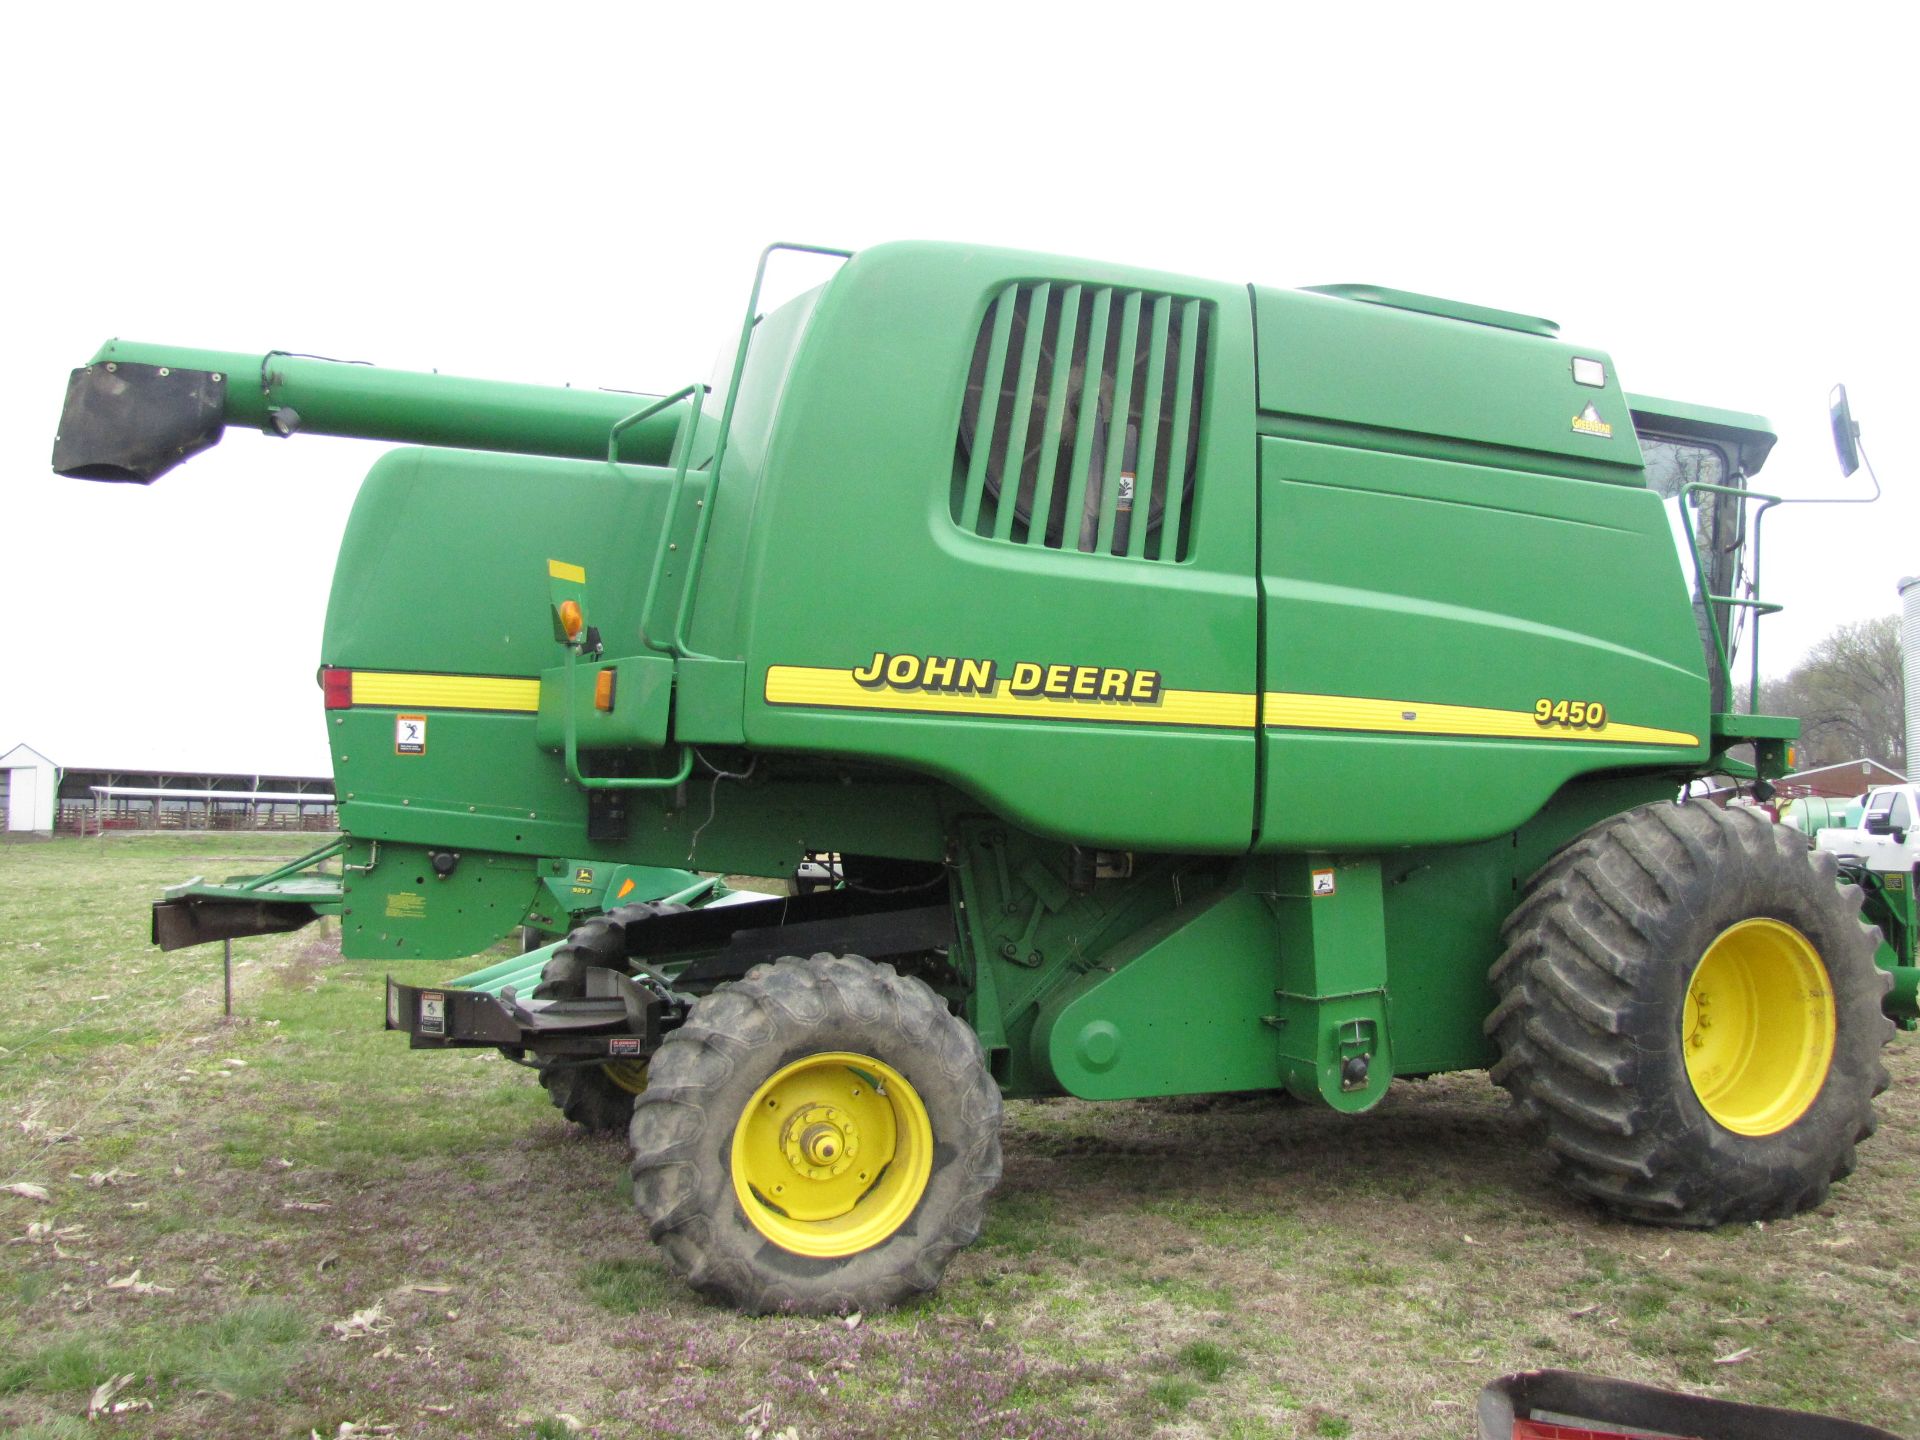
[395,715,427,755]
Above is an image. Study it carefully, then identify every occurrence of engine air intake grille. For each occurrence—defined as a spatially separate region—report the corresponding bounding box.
[954,283,1210,561]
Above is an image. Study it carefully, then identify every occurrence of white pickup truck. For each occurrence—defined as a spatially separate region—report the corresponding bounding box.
[1815,784,1920,876]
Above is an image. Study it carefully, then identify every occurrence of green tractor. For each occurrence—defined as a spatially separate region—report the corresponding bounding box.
[53,241,1909,1314]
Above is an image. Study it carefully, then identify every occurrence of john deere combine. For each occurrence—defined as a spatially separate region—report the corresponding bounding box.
[53,242,1908,1314]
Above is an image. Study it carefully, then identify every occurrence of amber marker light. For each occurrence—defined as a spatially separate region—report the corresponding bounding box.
[558,599,584,641]
[594,668,617,712]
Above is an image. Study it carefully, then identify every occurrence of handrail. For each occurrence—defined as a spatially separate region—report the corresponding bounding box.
[608,386,701,465]
[629,383,711,654]
[668,242,855,660]
[1677,480,1783,716]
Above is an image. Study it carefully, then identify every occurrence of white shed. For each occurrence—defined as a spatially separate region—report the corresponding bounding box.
[1,744,59,834]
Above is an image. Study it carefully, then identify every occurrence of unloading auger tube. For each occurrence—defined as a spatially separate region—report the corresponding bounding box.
[51,340,697,483]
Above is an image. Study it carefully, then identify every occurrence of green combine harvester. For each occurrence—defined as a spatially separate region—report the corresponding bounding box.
[52,242,1910,1315]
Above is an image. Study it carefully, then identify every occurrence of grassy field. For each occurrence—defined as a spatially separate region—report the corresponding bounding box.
[1,832,1915,1439]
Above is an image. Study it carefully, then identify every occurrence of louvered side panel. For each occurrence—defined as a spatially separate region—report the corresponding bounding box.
[954,281,1211,562]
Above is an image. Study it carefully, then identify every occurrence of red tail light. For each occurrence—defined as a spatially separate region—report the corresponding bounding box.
[322,668,354,709]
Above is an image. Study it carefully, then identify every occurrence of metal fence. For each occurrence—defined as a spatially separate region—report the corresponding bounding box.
[56,801,339,834]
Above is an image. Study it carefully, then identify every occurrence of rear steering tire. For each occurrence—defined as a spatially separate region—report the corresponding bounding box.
[1488,800,1893,1226]
[540,1059,646,1136]
[629,952,1002,1315]
[532,904,677,1136]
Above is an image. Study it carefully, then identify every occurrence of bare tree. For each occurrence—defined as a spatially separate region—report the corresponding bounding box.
[1762,615,1906,770]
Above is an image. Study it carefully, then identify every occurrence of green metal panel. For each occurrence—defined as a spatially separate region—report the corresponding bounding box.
[320,444,949,877]
[1253,286,1646,476]
[672,659,747,743]
[953,774,1695,1100]
[323,448,703,684]
[1372,773,1682,1074]
[1265,855,1392,1110]
[1302,284,1559,338]
[739,242,1261,853]
[677,285,828,663]
[1255,436,1708,849]
[957,283,1018,535]
[534,654,674,751]
[331,700,945,876]
[1032,882,1284,1099]
[340,841,539,961]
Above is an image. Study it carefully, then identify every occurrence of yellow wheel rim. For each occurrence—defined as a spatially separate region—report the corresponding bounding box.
[1683,918,1836,1136]
[603,1060,650,1094]
[730,1051,933,1258]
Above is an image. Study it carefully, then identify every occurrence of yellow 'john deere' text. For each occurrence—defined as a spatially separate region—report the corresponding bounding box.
[849,651,1162,703]
[851,651,997,695]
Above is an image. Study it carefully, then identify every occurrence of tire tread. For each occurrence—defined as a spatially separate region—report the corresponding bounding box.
[1487,800,1890,1227]
[630,953,1001,1315]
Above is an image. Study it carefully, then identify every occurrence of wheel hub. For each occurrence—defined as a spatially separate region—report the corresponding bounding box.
[782,1104,859,1179]
[1683,918,1836,1136]
[730,1051,933,1258]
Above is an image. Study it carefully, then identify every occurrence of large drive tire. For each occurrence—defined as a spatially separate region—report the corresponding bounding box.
[630,952,1002,1315]
[532,904,676,1135]
[1488,800,1893,1226]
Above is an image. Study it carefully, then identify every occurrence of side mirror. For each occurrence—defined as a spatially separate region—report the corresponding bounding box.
[1864,810,1894,836]
[1831,383,1861,477]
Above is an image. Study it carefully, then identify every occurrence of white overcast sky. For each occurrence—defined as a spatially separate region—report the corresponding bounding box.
[3,3,1914,776]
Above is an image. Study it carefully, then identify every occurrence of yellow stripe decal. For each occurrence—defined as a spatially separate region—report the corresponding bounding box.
[1263,692,1698,747]
[764,666,1695,747]
[350,671,541,713]
[547,559,586,584]
[765,666,1257,729]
